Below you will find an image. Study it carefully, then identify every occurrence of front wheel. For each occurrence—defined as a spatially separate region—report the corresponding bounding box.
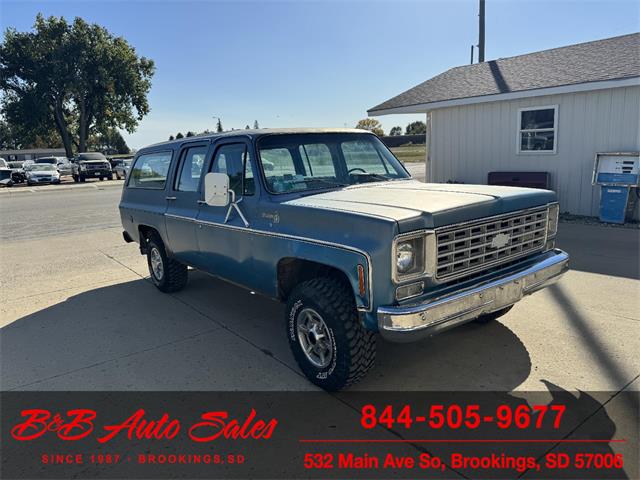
[146,234,188,293]
[286,278,376,391]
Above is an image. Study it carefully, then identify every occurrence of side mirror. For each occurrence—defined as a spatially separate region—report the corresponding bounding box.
[203,172,230,207]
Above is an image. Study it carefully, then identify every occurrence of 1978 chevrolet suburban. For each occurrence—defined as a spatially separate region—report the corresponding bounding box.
[119,129,569,390]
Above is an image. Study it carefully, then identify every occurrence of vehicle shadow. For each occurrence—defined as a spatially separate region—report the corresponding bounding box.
[2,271,531,392]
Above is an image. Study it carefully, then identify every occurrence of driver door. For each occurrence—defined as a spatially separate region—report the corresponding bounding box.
[195,140,258,285]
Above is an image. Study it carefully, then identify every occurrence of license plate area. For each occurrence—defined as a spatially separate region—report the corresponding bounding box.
[493,281,524,308]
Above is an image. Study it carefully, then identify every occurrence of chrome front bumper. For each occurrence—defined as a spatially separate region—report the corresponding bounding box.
[378,249,569,342]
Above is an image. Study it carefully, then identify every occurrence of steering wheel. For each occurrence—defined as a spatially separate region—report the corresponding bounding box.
[348,167,367,175]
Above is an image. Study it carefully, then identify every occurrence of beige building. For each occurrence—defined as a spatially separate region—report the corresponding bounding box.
[369,33,640,219]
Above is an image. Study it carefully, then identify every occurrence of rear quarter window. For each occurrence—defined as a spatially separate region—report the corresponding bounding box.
[128,151,173,189]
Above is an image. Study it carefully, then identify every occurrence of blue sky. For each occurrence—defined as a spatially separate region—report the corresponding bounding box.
[1,0,638,149]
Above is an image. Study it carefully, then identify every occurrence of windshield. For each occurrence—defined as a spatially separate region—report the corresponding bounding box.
[78,153,106,161]
[28,164,56,171]
[36,158,57,164]
[257,133,410,194]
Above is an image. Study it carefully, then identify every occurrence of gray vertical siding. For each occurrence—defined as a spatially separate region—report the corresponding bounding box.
[429,86,640,218]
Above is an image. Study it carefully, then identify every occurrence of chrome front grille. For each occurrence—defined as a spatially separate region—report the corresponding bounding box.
[436,208,548,281]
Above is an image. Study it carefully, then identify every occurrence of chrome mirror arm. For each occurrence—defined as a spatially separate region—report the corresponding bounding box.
[224,190,250,227]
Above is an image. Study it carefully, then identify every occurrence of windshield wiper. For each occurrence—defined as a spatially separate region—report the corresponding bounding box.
[302,178,348,188]
[352,172,390,182]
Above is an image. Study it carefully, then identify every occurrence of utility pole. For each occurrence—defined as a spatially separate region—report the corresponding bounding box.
[478,0,485,62]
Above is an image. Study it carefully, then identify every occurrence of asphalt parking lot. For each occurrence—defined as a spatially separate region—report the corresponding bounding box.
[1,179,639,473]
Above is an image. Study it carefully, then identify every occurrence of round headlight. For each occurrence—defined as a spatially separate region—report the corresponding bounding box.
[396,242,414,273]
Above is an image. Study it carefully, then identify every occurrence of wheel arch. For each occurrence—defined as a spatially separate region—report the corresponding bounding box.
[276,256,369,311]
[138,224,162,255]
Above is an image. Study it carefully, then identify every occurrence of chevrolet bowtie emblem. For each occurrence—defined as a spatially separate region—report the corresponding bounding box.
[490,232,511,249]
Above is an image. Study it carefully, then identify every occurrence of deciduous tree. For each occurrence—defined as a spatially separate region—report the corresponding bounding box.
[0,14,154,158]
[355,118,384,136]
[389,126,402,136]
[405,121,426,135]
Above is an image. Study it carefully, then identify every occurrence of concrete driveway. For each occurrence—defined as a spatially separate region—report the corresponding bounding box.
[1,186,638,394]
[2,185,638,477]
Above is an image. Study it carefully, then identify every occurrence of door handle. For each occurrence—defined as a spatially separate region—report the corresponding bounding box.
[197,200,206,205]
[166,196,176,201]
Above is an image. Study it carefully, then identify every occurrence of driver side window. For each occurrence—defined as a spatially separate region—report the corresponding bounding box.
[211,143,255,197]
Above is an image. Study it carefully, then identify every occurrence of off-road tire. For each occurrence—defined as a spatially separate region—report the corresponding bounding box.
[474,305,513,324]
[286,277,376,391]
[146,234,188,293]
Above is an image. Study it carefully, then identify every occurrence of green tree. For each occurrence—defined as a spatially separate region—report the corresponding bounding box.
[186,131,194,137]
[0,118,18,149]
[355,118,384,136]
[389,126,402,136]
[405,121,426,135]
[216,119,223,133]
[245,125,250,130]
[0,14,154,158]
[169,135,175,141]
[253,120,259,129]
[176,132,184,139]
[90,128,130,154]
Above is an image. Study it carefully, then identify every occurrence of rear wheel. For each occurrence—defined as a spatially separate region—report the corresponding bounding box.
[146,234,188,293]
[286,278,376,391]
[474,305,513,324]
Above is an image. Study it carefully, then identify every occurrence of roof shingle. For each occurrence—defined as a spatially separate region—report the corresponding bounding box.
[368,33,640,114]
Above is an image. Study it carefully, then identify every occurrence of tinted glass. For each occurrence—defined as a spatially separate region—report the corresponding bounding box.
[176,146,207,192]
[520,108,555,130]
[129,152,173,189]
[78,153,107,161]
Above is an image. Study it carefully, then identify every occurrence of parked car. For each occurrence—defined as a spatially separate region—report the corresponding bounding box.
[0,159,13,187]
[112,158,133,180]
[25,163,61,185]
[72,152,113,182]
[35,157,58,164]
[119,129,569,391]
[36,156,73,177]
[7,161,27,183]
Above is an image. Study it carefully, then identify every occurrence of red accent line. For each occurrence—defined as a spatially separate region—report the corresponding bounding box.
[298,439,626,443]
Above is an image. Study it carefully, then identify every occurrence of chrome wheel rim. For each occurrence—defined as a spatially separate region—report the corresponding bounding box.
[297,308,333,368]
[150,247,164,280]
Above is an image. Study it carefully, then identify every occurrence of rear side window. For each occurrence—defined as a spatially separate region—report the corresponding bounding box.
[129,151,173,189]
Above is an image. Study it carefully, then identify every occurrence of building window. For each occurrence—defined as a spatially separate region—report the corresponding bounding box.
[517,105,558,154]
